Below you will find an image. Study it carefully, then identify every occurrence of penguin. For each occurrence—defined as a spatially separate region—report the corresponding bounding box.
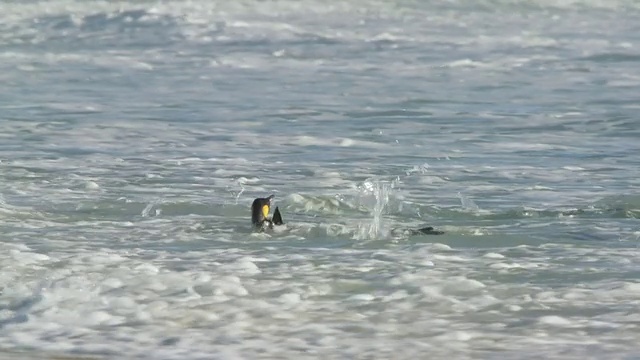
[251,194,284,231]
[250,194,442,235]
[411,226,445,236]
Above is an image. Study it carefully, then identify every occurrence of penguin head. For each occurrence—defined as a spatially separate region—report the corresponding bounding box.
[251,195,275,226]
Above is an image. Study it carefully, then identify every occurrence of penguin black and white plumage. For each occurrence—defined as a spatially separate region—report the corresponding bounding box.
[251,195,284,231]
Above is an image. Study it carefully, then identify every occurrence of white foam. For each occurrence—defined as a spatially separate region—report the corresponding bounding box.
[221,257,261,275]
[286,135,372,148]
[278,293,302,306]
[538,316,574,327]
[489,262,524,270]
[9,249,50,264]
[445,59,491,68]
[348,294,375,302]
[84,180,100,190]
[211,276,248,297]
[442,277,486,294]
[431,243,453,252]
[432,254,472,263]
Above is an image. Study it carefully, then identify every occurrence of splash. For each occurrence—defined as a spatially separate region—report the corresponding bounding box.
[226,177,247,205]
[405,163,430,176]
[355,178,398,240]
[458,192,479,212]
[141,199,163,217]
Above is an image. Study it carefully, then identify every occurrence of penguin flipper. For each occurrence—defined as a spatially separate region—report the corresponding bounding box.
[272,207,284,225]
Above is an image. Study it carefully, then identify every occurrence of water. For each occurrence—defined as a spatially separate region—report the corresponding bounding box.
[1,0,640,358]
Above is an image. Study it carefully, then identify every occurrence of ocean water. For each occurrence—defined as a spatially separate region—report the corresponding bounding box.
[1,0,640,358]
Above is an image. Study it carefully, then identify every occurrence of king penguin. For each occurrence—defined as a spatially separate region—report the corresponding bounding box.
[251,194,284,231]
[251,194,442,235]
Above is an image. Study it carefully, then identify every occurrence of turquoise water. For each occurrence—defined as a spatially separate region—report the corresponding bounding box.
[1,0,640,358]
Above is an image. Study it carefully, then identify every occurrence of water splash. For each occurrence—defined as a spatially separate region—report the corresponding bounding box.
[355,178,398,240]
[141,199,163,217]
[405,163,430,176]
[234,177,246,204]
[226,177,247,205]
[458,192,479,212]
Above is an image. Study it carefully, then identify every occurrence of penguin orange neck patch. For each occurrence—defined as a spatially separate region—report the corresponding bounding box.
[262,204,270,218]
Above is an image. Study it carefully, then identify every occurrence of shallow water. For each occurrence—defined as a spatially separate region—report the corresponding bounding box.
[1,0,640,359]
